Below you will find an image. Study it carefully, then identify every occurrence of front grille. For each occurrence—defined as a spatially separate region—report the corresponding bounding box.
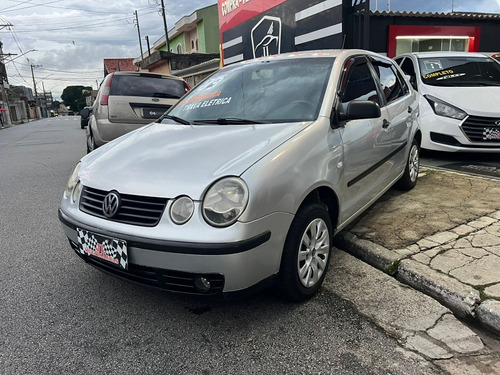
[69,239,225,295]
[80,186,167,227]
[462,115,500,143]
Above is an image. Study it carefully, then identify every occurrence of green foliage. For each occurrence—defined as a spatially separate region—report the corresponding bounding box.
[61,86,92,112]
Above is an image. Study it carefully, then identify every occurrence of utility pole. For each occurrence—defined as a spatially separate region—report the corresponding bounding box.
[134,10,144,60]
[42,81,49,118]
[30,63,42,119]
[160,0,170,52]
[145,36,151,56]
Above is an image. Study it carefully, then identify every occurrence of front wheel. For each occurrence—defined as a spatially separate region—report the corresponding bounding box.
[396,138,419,190]
[275,203,332,302]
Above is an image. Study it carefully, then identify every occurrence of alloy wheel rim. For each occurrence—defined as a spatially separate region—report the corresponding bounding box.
[409,145,419,182]
[297,218,330,288]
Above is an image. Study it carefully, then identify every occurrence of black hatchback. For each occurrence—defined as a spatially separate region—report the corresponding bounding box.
[80,107,92,129]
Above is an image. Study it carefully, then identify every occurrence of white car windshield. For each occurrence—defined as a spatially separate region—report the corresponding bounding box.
[418,56,500,87]
[167,57,335,124]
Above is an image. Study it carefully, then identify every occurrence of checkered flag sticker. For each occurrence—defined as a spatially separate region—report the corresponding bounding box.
[77,228,128,269]
[484,128,500,141]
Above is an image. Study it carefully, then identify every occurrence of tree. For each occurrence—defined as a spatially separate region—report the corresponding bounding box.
[61,85,92,112]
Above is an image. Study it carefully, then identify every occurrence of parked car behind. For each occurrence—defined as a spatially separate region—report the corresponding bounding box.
[395,52,500,152]
[60,50,421,301]
[80,107,92,129]
[86,71,189,153]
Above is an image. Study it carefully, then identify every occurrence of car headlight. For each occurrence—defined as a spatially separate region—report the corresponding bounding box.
[425,95,467,120]
[170,196,194,225]
[202,177,249,227]
[64,162,81,199]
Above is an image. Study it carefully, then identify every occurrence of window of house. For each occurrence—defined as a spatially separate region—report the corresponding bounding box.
[176,44,182,54]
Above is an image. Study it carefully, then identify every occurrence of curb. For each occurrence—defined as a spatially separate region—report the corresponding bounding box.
[333,231,500,336]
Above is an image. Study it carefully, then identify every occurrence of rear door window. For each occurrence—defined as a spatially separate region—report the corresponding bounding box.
[110,75,188,99]
[370,61,406,104]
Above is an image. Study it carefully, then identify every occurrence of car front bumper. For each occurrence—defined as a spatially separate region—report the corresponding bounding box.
[58,207,294,296]
[420,109,500,153]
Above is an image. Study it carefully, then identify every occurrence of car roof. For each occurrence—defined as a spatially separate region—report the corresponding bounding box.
[109,71,185,81]
[237,49,391,64]
[399,51,489,59]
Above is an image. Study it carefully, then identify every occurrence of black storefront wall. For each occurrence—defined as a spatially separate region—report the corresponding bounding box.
[222,0,344,65]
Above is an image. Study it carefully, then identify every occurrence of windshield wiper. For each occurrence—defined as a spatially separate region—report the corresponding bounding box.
[192,118,267,125]
[157,114,191,125]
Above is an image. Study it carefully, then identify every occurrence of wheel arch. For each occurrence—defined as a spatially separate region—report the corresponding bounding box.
[296,186,339,235]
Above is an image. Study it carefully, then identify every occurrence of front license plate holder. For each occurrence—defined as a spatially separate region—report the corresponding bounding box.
[484,128,500,141]
[76,228,128,269]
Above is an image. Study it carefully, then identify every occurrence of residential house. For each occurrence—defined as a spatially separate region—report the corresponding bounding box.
[136,4,220,85]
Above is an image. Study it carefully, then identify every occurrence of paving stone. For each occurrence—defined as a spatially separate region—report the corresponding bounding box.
[468,217,497,229]
[485,245,500,257]
[452,224,476,236]
[450,255,500,286]
[430,250,472,274]
[427,314,484,354]
[485,223,500,236]
[476,300,500,336]
[395,248,417,257]
[487,211,500,220]
[417,238,439,250]
[454,238,473,249]
[458,247,490,259]
[484,283,500,299]
[426,231,459,245]
[412,252,431,265]
[404,334,453,360]
[424,247,447,259]
[471,233,500,247]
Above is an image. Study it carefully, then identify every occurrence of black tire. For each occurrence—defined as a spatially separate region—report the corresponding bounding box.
[86,132,97,154]
[395,138,419,191]
[275,203,333,302]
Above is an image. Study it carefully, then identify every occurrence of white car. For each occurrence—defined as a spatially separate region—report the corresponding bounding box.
[395,52,500,152]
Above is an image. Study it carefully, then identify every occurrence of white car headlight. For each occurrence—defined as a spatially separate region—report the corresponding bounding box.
[64,162,81,199]
[425,95,467,120]
[170,196,194,225]
[202,177,249,227]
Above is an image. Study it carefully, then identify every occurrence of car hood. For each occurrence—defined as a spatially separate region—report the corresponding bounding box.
[421,85,500,117]
[80,121,309,199]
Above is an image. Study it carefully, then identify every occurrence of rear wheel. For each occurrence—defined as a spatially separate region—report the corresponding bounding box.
[86,132,97,154]
[396,138,419,190]
[275,203,332,302]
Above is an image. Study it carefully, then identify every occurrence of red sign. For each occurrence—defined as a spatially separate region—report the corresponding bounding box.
[218,0,287,33]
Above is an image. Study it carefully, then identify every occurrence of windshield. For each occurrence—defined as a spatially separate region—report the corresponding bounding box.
[167,57,334,124]
[418,56,500,87]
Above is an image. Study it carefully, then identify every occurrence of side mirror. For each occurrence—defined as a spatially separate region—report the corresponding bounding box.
[339,101,381,121]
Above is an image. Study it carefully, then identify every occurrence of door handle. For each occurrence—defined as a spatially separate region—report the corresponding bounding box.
[382,119,390,129]
[408,106,413,113]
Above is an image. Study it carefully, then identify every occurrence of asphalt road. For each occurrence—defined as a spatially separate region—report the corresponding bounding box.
[0,117,444,375]
[421,149,500,180]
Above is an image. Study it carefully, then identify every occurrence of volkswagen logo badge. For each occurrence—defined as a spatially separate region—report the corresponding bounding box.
[495,120,500,126]
[102,191,120,218]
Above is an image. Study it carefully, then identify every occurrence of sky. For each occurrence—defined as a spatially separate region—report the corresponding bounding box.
[1,0,500,100]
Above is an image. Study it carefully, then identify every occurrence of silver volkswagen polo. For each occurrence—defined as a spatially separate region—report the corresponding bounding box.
[59,50,421,301]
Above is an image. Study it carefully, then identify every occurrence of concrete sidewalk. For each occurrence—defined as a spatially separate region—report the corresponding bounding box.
[334,167,500,337]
